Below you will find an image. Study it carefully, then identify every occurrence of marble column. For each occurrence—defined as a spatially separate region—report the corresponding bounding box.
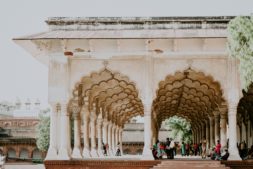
[228,102,241,160]
[115,126,119,150]
[90,110,98,157]
[58,103,71,160]
[119,127,123,155]
[97,117,104,157]
[71,107,82,159]
[82,105,91,158]
[197,125,201,143]
[205,120,210,149]
[102,119,109,145]
[201,122,205,141]
[142,104,153,159]
[111,124,116,155]
[209,116,215,147]
[214,111,220,143]
[46,103,58,160]
[220,112,227,148]
[107,122,113,156]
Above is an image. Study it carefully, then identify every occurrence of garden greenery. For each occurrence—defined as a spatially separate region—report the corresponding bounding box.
[227,16,253,90]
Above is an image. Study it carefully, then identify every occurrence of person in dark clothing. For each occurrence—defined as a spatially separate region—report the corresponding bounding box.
[102,142,107,156]
[165,138,171,159]
[220,149,229,160]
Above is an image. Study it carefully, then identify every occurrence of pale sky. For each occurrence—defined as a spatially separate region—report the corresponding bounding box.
[0,0,252,107]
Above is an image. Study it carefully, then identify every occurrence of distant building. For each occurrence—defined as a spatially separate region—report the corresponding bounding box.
[0,99,48,161]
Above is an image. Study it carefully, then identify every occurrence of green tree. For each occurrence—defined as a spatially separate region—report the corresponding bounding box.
[36,114,50,152]
[227,16,253,90]
[165,116,192,143]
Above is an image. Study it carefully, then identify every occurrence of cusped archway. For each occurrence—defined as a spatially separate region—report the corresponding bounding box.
[152,68,227,147]
[70,68,144,126]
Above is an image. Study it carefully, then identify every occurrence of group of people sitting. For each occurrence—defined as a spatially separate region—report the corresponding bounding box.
[152,138,176,159]
[152,138,230,160]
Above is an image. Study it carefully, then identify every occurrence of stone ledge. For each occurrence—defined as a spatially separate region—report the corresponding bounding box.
[221,160,253,169]
[44,160,161,169]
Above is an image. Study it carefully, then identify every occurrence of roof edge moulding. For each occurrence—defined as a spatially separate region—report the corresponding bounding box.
[45,16,235,31]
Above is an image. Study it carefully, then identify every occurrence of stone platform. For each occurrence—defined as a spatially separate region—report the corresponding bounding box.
[221,160,253,169]
[44,160,161,169]
[44,159,253,169]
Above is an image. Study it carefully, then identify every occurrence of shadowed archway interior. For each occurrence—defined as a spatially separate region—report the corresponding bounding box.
[69,68,144,126]
[152,68,225,132]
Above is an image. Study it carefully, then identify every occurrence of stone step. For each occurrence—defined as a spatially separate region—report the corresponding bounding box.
[150,161,230,169]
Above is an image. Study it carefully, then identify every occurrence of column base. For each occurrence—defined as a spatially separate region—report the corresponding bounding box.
[45,147,58,160]
[142,147,154,160]
[71,147,82,159]
[90,149,98,157]
[228,149,241,160]
[108,149,114,156]
[97,150,104,157]
[58,148,71,160]
[82,148,91,158]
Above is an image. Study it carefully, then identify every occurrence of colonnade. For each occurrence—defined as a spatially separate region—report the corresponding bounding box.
[46,103,123,160]
[191,107,227,149]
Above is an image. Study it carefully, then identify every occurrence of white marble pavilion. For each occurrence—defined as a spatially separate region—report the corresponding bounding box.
[14,17,250,161]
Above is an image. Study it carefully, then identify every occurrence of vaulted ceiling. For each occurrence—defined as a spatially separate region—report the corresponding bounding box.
[70,69,143,126]
[152,68,224,127]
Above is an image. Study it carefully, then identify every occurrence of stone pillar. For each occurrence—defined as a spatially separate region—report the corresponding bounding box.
[82,105,91,158]
[90,109,98,157]
[214,111,220,143]
[199,125,202,142]
[201,122,205,140]
[111,124,116,155]
[107,122,113,156]
[205,120,210,149]
[45,103,58,160]
[219,105,227,149]
[119,127,123,155]
[209,116,215,147]
[142,104,153,160]
[228,102,241,160]
[58,103,71,160]
[115,126,119,150]
[97,117,104,157]
[71,106,82,159]
[102,119,109,145]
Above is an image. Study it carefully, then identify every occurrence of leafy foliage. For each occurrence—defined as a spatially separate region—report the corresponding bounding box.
[165,116,192,143]
[36,114,50,152]
[227,16,253,89]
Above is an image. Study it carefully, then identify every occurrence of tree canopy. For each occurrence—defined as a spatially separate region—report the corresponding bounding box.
[227,16,253,90]
[36,114,50,152]
[165,116,192,143]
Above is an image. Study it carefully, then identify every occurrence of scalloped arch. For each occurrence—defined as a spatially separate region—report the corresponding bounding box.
[69,68,143,126]
[153,68,225,127]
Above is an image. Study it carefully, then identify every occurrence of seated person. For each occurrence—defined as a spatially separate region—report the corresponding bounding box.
[247,145,253,159]
[219,149,229,160]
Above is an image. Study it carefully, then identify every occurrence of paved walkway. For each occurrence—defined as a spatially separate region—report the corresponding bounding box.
[4,163,45,169]
[2,156,211,169]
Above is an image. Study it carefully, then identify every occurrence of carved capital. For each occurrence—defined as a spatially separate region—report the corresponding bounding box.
[60,103,69,116]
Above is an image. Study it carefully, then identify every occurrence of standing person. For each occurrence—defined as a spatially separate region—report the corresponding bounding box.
[202,137,207,159]
[198,143,202,156]
[193,143,198,156]
[115,142,121,156]
[169,138,175,159]
[215,140,221,159]
[181,141,186,156]
[106,143,109,156]
[156,140,162,159]
[102,142,107,156]
[186,143,190,156]
[165,138,171,159]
